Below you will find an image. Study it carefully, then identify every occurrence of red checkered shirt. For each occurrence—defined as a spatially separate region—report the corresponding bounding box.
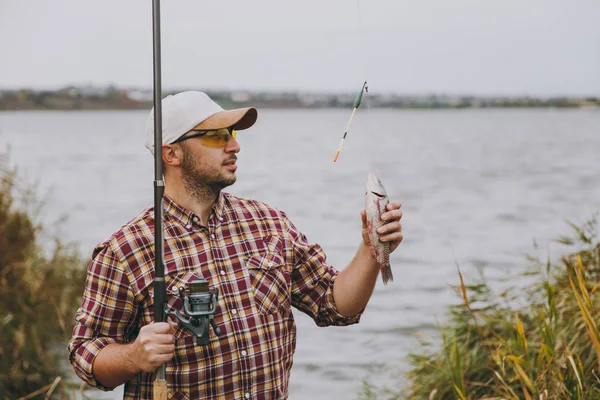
[68,193,362,399]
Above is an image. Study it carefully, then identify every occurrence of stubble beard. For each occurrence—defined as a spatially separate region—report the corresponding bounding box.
[180,144,236,204]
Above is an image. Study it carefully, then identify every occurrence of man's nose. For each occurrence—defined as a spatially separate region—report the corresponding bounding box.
[225,136,240,153]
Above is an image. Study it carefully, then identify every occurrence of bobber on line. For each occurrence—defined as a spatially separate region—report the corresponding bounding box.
[333,81,367,163]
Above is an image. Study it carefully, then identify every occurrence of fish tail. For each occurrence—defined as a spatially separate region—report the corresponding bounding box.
[381,264,393,285]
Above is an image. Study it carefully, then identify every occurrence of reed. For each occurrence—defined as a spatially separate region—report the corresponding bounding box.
[358,215,600,399]
[0,153,87,399]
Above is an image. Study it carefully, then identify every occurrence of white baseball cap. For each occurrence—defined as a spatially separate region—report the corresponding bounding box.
[144,91,258,155]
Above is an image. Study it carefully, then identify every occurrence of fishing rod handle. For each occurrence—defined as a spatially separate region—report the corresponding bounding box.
[153,379,168,400]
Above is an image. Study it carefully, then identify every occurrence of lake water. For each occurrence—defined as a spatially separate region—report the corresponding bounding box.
[1,108,599,399]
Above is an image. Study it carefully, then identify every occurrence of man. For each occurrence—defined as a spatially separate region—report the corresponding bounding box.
[68,91,403,399]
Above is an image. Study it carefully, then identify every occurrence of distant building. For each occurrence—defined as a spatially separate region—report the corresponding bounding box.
[126,90,153,102]
[231,92,251,103]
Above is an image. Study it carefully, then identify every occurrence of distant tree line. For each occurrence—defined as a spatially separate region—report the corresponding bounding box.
[0,87,598,110]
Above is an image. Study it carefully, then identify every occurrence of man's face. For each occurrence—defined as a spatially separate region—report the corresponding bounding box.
[178,128,241,191]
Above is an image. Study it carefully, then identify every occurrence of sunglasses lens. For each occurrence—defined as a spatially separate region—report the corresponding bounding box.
[199,128,236,148]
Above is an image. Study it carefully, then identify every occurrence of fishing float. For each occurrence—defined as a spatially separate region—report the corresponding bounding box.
[333,81,368,163]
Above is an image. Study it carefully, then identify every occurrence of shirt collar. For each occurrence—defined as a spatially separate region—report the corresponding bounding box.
[163,195,194,227]
[212,191,226,222]
[163,192,227,226]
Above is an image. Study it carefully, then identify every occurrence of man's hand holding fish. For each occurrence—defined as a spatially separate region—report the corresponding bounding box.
[363,172,402,285]
[362,201,403,253]
[331,174,403,317]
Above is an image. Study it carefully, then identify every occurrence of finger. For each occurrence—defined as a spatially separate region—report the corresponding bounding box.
[379,232,403,243]
[377,221,401,235]
[143,342,176,354]
[360,209,367,225]
[168,319,179,332]
[140,334,175,351]
[386,200,402,211]
[153,343,176,354]
[148,352,176,368]
[382,210,403,222]
[157,352,175,364]
[153,333,176,345]
[147,322,174,334]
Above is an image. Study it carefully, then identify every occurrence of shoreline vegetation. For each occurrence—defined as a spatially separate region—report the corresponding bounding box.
[359,217,600,399]
[1,150,599,398]
[1,86,599,111]
[0,153,87,399]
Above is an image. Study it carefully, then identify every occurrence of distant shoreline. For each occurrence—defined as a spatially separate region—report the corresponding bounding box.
[1,104,597,111]
[1,87,598,111]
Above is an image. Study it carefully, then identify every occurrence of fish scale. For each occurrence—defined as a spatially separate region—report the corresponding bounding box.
[365,172,393,285]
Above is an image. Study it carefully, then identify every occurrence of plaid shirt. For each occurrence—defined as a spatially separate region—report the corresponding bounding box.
[68,192,362,399]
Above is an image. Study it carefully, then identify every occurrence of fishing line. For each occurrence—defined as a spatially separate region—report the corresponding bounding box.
[356,0,368,80]
[333,0,370,163]
[356,0,373,143]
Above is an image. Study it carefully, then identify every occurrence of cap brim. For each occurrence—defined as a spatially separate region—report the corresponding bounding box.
[192,107,258,131]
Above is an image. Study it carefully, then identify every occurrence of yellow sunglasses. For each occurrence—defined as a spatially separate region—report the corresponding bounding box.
[174,127,237,148]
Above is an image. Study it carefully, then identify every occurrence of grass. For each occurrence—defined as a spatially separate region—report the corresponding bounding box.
[0,153,87,399]
[358,215,600,399]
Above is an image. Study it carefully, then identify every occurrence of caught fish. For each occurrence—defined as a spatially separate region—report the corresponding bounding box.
[365,172,393,285]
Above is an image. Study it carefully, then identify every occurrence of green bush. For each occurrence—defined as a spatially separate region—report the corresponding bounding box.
[0,153,87,399]
[358,216,600,399]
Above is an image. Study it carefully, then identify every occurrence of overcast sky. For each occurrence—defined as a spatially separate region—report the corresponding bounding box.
[1,0,599,96]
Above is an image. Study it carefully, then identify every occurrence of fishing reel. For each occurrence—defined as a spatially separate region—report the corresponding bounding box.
[165,279,221,346]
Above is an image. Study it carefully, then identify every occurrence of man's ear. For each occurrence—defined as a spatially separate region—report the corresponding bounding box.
[162,144,182,167]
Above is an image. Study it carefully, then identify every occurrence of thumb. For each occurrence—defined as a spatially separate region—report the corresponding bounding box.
[360,209,367,226]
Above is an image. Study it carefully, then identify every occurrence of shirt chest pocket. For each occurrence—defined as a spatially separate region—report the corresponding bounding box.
[245,249,291,315]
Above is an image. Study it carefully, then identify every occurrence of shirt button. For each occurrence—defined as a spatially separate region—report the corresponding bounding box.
[241,350,247,356]
[185,224,192,229]
[193,216,199,223]
[231,309,237,315]
[218,216,223,221]
[210,233,216,239]
[220,270,226,276]
[245,394,250,399]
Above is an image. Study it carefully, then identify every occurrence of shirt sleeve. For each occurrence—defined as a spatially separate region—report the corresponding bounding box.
[283,213,363,327]
[67,244,138,391]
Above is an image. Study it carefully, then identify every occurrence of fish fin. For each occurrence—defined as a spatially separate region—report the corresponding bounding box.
[381,264,394,285]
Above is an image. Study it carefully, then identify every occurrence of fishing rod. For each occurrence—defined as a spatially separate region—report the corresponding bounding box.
[151,0,167,398]
[150,3,221,398]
